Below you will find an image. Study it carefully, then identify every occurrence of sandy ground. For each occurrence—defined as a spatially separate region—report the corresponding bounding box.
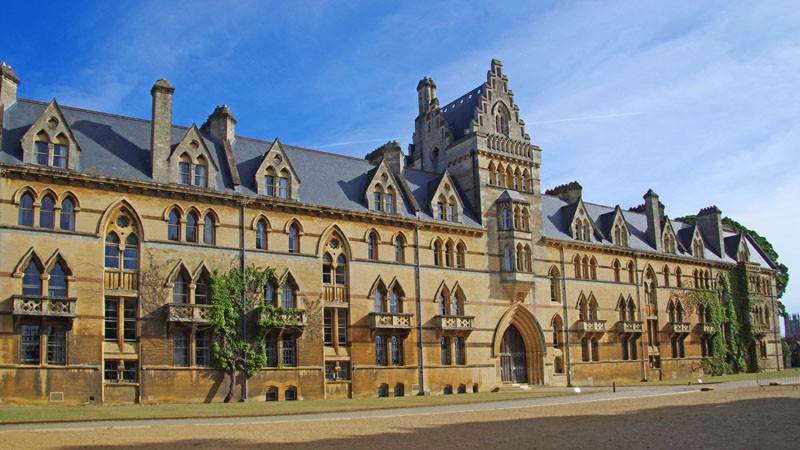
[3,386,799,449]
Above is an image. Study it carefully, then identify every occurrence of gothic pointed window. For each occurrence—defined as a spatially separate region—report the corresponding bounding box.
[178,155,191,185]
[374,288,384,313]
[256,220,267,249]
[168,209,181,241]
[186,212,198,243]
[504,246,514,271]
[390,288,400,314]
[105,233,120,269]
[19,192,34,226]
[394,236,404,263]
[367,233,377,260]
[40,194,55,229]
[194,157,208,187]
[203,214,215,244]
[288,224,299,253]
[173,271,189,304]
[35,140,49,165]
[123,234,139,270]
[195,275,209,305]
[282,283,295,309]
[22,261,42,296]
[48,263,68,297]
[549,266,561,303]
[60,197,75,231]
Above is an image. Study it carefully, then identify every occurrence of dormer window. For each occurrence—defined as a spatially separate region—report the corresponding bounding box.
[179,156,191,185]
[53,144,67,168]
[35,141,49,165]
[194,157,208,187]
[437,201,445,220]
[265,172,275,196]
[693,239,704,258]
[278,170,290,198]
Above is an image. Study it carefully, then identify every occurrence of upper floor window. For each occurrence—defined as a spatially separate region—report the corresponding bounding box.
[19,192,35,226]
[60,197,75,231]
[39,195,55,229]
[203,214,215,244]
[53,144,67,168]
[177,153,211,187]
[186,212,198,243]
[194,158,208,187]
[504,246,514,271]
[394,235,405,263]
[278,174,289,199]
[35,141,49,165]
[48,263,68,297]
[168,210,181,241]
[288,223,300,253]
[256,219,268,250]
[549,266,561,302]
[367,232,378,260]
[501,208,511,230]
[179,159,191,185]
[495,103,510,137]
[22,261,42,296]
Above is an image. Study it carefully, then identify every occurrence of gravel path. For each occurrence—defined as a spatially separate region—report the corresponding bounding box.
[3,383,799,449]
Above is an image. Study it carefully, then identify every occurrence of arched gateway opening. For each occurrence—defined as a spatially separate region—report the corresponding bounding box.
[500,325,527,382]
[493,305,546,385]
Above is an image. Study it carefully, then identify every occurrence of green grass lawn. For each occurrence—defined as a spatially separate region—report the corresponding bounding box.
[613,368,800,387]
[0,390,573,424]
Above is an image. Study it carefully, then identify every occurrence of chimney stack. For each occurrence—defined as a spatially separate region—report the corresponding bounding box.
[545,181,583,204]
[366,141,404,174]
[416,77,437,115]
[150,79,175,181]
[1,63,20,110]
[644,189,663,251]
[201,104,237,143]
[697,206,725,257]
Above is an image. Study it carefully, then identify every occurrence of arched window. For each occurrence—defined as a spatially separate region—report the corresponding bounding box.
[203,214,215,244]
[445,241,454,267]
[582,256,589,280]
[22,261,42,296]
[278,169,290,198]
[173,271,189,304]
[582,220,591,242]
[513,207,521,229]
[628,261,635,284]
[551,315,563,348]
[374,288,384,313]
[35,139,49,165]
[549,266,561,303]
[18,192,34,226]
[450,291,460,316]
[456,242,466,268]
[264,168,276,196]
[186,212,198,243]
[284,387,297,401]
[367,233,377,260]
[264,281,276,306]
[195,274,209,305]
[384,187,395,213]
[495,103,510,137]
[123,234,139,270]
[438,293,447,316]
[288,224,299,253]
[522,208,530,231]
[282,283,295,309]
[389,288,400,314]
[577,297,588,321]
[52,136,68,168]
[377,382,389,397]
[433,240,443,266]
[40,195,55,229]
[394,236,404,263]
[589,257,597,280]
[501,208,511,230]
[613,259,621,282]
[454,337,465,365]
[60,197,75,231]
[663,266,671,287]
[48,262,68,297]
[194,157,208,187]
[178,154,191,185]
[168,210,181,241]
[554,356,563,374]
[105,233,120,269]
[256,220,268,250]
[375,336,387,366]
[573,255,581,278]
[335,254,346,286]
[504,246,514,271]
[394,383,404,397]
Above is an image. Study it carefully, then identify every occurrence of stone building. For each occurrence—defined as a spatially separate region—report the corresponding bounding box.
[0,60,782,405]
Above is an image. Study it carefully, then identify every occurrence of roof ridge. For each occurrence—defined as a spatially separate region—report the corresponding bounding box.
[234,135,371,163]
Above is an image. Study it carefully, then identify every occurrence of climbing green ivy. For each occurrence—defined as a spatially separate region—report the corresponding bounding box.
[685,286,728,376]
[208,265,276,402]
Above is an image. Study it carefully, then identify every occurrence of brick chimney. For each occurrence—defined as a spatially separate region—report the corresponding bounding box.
[416,77,437,115]
[697,206,725,257]
[644,189,663,251]
[1,63,20,110]
[201,104,237,143]
[545,181,582,203]
[366,141,404,174]
[150,79,175,182]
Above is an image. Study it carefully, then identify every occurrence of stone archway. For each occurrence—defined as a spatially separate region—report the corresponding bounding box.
[493,305,546,385]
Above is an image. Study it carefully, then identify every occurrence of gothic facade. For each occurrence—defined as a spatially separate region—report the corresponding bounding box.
[0,60,782,404]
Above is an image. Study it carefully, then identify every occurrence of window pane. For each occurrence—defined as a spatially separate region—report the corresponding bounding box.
[22,262,41,295]
[168,211,180,241]
[265,175,275,196]
[195,278,208,304]
[441,337,450,365]
[338,362,349,380]
[123,235,138,270]
[123,299,136,341]
[324,309,333,346]
[173,331,189,367]
[20,325,41,365]
[47,326,66,365]
[337,310,347,346]
[60,198,75,231]
[256,222,267,249]
[282,285,294,309]
[196,330,212,367]
[375,335,386,366]
[264,283,275,306]
[266,334,277,366]
[105,361,119,382]
[123,360,137,382]
[288,225,298,253]
[104,299,118,341]
[48,264,68,297]
[203,215,215,244]
[179,162,190,184]
[40,195,55,229]
[173,275,188,303]
[19,193,34,226]
[53,144,67,168]
[278,177,288,198]
[194,164,207,187]
[186,214,198,242]
[282,335,296,366]
[391,335,403,366]
[325,363,336,381]
[35,141,49,165]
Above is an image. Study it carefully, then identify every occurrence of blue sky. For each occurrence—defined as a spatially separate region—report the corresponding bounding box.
[3,1,798,315]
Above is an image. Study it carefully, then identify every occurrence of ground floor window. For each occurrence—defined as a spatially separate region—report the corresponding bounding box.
[265,332,298,367]
[105,360,137,383]
[700,336,714,357]
[394,383,404,397]
[670,336,686,358]
[265,386,278,401]
[285,387,297,401]
[620,336,638,361]
[378,383,389,397]
[376,334,404,366]
[19,323,67,366]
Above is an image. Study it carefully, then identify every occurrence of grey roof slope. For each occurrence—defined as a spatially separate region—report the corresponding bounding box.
[440,85,483,141]
[542,195,771,268]
[1,99,481,228]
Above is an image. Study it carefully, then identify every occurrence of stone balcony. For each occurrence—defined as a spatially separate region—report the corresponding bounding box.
[13,295,77,318]
[167,303,213,324]
[667,322,691,334]
[575,319,606,334]
[619,320,644,334]
[698,322,717,335]
[369,312,414,330]
[323,286,348,305]
[261,307,307,330]
[435,315,475,334]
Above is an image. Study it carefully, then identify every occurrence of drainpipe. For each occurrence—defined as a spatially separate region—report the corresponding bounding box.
[633,255,646,381]
[240,200,248,400]
[559,245,572,387]
[414,225,426,394]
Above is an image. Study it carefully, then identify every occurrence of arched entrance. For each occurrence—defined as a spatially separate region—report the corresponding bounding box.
[500,325,527,383]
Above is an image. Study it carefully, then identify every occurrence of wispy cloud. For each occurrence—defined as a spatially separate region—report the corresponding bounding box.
[310,138,395,148]
[528,112,643,125]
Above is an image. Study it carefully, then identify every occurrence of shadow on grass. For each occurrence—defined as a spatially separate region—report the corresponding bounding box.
[58,396,800,450]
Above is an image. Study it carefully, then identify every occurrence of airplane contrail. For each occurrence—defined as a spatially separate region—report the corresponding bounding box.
[529,112,643,125]
[312,138,395,148]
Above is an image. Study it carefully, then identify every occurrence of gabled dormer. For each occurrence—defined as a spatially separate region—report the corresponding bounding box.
[429,171,463,223]
[690,225,706,258]
[254,138,300,200]
[661,219,678,254]
[728,232,750,262]
[566,198,597,243]
[168,124,219,188]
[603,205,630,247]
[20,99,81,170]
[364,159,403,214]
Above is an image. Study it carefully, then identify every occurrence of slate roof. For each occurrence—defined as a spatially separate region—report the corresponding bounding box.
[542,195,773,269]
[1,99,481,228]
[440,85,482,141]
